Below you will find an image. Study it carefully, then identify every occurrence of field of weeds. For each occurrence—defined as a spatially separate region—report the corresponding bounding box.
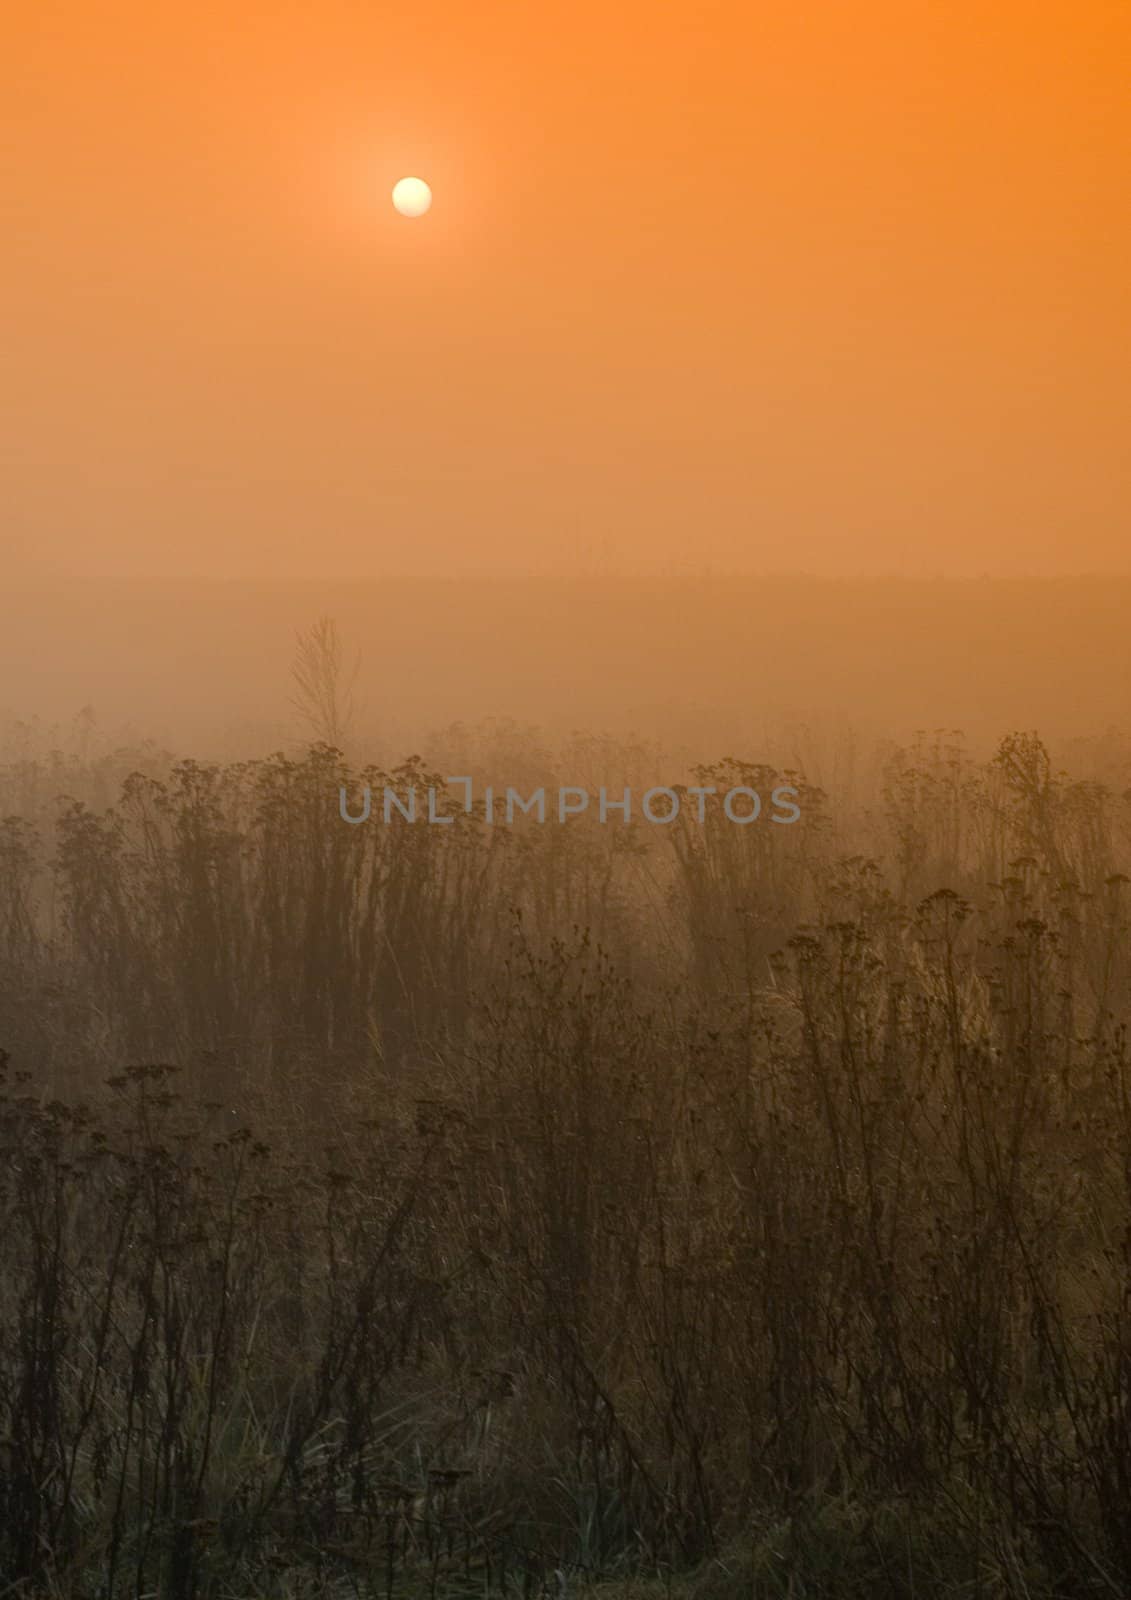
[1,720,1130,1597]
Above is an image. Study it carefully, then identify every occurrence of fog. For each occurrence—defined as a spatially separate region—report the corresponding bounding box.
[4,2,1131,1592]
[4,576,1129,769]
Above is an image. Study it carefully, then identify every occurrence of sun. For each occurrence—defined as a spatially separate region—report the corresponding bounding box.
[392,177,432,218]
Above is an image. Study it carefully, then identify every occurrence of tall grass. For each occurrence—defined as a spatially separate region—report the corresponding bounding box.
[0,723,1129,1596]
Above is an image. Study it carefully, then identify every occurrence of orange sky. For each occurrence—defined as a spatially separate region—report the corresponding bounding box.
[3,0,1129,578]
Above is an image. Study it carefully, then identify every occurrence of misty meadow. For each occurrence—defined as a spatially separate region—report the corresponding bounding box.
[1,664,1130,1598]
[6,0,1128,1584]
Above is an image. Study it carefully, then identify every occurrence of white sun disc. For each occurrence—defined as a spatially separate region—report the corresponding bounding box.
[392,177,432,217]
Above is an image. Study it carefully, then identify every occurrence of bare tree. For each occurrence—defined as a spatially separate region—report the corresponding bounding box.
[289,615,360,751]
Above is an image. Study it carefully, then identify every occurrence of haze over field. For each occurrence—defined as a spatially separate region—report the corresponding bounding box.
[5,5,1131,1596]
[3,576,1129,764]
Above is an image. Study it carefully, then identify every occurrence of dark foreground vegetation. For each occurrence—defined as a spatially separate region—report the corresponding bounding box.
[1,722,1131,1597]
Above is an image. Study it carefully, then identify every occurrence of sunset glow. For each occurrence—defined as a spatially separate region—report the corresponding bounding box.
[4,0,1128,580]
[4,11,1131,1593]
